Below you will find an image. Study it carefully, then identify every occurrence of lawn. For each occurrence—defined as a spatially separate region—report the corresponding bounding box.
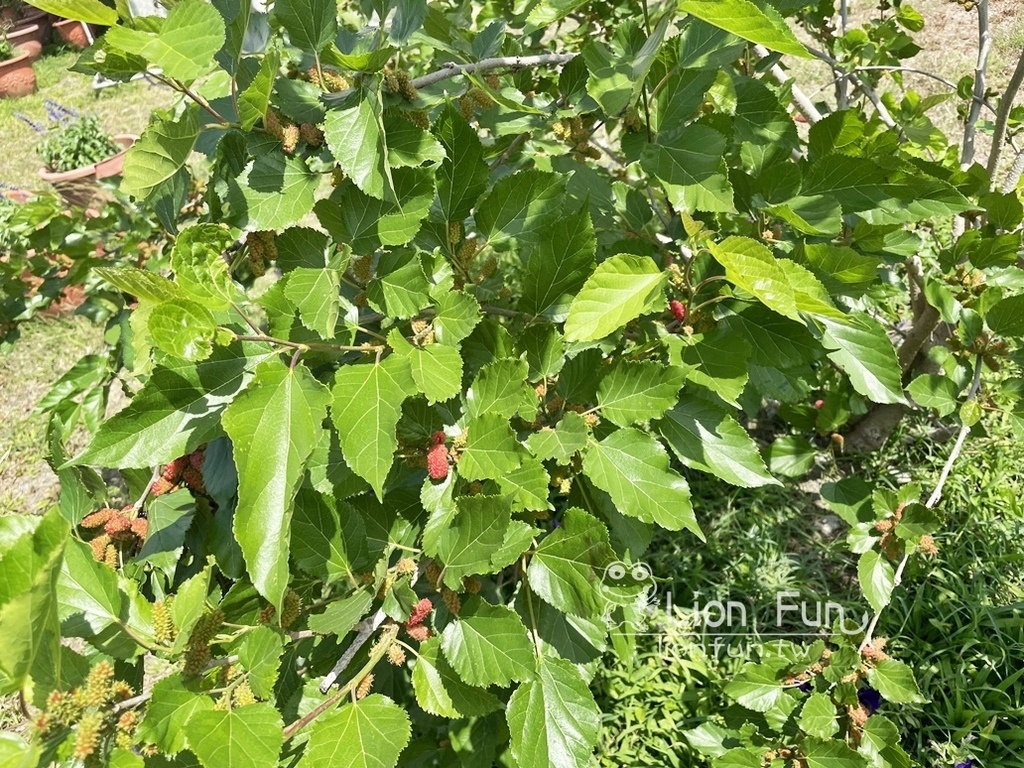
[0,46,171,191]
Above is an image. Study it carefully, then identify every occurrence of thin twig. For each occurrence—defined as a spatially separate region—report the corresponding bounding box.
[752,45,823,124]
[323,54,577,106]
[985,46,1024,180]
[131,466,163,514]
[318,563,427,693]
[961,0,991,170]
[859,354,984,651]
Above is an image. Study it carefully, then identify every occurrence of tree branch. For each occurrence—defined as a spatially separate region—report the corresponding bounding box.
[323,54,577,106]
[752,44,823,124]
[961,0,990,170]
[804,46,896,128]
[859,354,984,651]
[986,46,1024,180]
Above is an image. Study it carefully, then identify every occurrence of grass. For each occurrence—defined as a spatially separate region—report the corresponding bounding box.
[0,46,171,190]
[0,315,106,515]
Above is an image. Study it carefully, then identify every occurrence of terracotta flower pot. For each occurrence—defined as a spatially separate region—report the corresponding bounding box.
[38,134,136,208]
[53,17,90,48]
[6,22,43,61]
[0,46,36,98]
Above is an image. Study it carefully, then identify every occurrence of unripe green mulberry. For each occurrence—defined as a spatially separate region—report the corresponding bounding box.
[78,661,115,708]
[355,673,374,699]
[233,681,257,707]
[73,711,103,760]
[280,589,301,629]
[153,599,176,644]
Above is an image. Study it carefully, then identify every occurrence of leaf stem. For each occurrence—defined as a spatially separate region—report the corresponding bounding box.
[283,624,399,741]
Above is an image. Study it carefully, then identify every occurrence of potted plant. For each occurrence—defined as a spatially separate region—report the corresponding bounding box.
[1,0,50,58]
[53,16,89,48]
[0,32,35,98]
[21,102,136,206]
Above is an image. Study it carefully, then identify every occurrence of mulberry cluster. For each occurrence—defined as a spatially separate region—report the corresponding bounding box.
[355,673,374,699]
[153,599,176,644]
[427,439,450,481]
[386,644,406,666]
[669,300,687,323]
[232,681,257,707]
[280,589,301,629]
[307,66,350,92]
[351,254,373,286]
[183,609,224,677]
[247,230,278,278]
[458,87,494,120]
[403,109,431,130]
[551,114,600,161]
[154,447,207,497]
[404,597,433,642]
[81,506,147,566]
[383,67,417,100]
[37,662,138,760]
[264,109,324,154]
[395,557,417,576]
[621,109,643,133]
[441,586,461,615]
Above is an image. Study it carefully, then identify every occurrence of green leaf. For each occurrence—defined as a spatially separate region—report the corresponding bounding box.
[440,597,535,687]
[519,203,597,321]
[275,0,337,52]
[433,105,489,222]
[412,636,503,719]
[597,361,686,427]
[330,356,414,499]
[297,694,411,768]
[906,374,959,416]
[0,732,39,768]
[284,268,341,339]
[121,107,200,201]
[169,565,213,655]
[641,124,736,213]
[184,703,283,768]
[708,236,799,321]
[0,510,68,692]
[433,289,482,346]
[802,155,971,225]
[766,435,817,477]
[435,496,512,588]
[507,657,601,768]
[237,626,283,699]
[389,333,463,404]
[564,255,667,342]
[384,113,446,168]
[986,294,1024,336]
[238,50,281,131]
[476,170,566,247]
[324,100,389,201]
[859,715,911,768]
[458,413,524,481]
[857,550,894,614]
[677,329,750,406]
[148,299,217,361]
[527,412,589,463]
[366,257,432,319]
[799,693,839,739]
[23,0,116,24]
[228,152,319,230]
[170,224,236,310]
[307,590,373,635]
[106,0,226,82]
[497,455,554,512]
[583,428,701,536]
[222,359,331,611]
[73,346,265,468]
[527,508,614,618]
[657,397,779,488]
[137,675,216,755]
[803,738,869,768]
[466,357,537,420]
[867,659,927,704]
[678,0,810,57]
[724,664,783,712]
[820,315,905,405]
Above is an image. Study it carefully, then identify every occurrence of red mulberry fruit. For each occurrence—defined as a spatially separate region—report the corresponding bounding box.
[427,443,449,480]
[669,300,687,322]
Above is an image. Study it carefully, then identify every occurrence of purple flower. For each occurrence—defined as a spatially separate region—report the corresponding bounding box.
[955,760,974,768]
[44,99,78,123]
[798,681,813,693]
[857,686,882,713]
[14,114,45,132]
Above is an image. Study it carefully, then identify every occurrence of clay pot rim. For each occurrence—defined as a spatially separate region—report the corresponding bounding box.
[38,134,138,182]
[6,22,40,37]
[0,46,33,68]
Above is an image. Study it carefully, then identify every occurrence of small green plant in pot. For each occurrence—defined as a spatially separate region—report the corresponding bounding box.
[0,29,34,98]
[23,101,135,207]
[34,104,120,173]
